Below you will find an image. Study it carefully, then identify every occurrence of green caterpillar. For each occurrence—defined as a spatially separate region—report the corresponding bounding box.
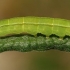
[0,16,70,52]
[0,16,70,37]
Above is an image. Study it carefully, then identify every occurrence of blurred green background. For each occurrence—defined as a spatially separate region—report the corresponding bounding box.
[0,0,70,70]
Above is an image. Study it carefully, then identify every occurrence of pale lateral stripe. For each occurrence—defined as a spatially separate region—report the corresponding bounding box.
[66,21,69,35]
[8,19,9,25]
[56,21,59,33]
[42,25,45,32]
[37,23,39,33]
[36,19,38,33]
[0,22,70,28]
[22,17,24,31]
[8,19,10,31]
[52,18,54,34]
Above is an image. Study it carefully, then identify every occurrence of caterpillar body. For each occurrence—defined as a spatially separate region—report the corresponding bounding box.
[0,16,70,37]
[0,16,70,52]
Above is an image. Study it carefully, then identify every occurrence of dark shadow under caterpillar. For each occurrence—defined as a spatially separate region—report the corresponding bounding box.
[0,33,70,53]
